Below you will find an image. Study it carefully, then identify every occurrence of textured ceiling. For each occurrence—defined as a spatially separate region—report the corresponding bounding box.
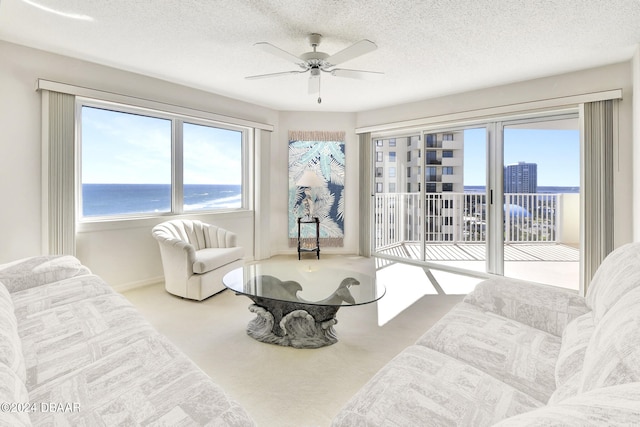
[1,0,640,112]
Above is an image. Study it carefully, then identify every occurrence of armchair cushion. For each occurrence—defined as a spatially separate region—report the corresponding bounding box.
[193,247,245,274]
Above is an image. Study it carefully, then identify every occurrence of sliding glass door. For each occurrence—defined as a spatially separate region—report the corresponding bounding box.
[372,112,581,290]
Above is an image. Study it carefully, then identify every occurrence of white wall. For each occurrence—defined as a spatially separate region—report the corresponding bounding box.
[356,62,635,248]
[0,40,278,288]
[273,111,358,255]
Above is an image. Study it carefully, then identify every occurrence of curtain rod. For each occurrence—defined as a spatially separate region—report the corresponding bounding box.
[36,78,274,132]
[355,89,623,135]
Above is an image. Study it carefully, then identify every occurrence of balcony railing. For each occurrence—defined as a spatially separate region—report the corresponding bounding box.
[374,192,575,250]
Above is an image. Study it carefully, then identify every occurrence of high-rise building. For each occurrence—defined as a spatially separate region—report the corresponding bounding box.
[504,161,537,193]
[373,132,465,242]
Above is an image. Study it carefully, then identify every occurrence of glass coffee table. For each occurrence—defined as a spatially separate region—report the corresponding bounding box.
[223,261,385,348]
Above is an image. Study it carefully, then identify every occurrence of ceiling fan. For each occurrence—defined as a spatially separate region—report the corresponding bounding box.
[246,33,384,103]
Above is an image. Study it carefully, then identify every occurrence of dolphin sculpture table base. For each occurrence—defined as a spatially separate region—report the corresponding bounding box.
[246,297,340,348]
[238,276,359,348]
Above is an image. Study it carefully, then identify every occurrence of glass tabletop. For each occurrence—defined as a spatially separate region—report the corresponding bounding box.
[223,261,385,307]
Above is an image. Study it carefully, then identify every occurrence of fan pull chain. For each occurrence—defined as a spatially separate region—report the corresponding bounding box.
[317,74,322,104]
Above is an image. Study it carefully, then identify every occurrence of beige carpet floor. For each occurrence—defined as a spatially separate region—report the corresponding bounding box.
[122,255,470,427]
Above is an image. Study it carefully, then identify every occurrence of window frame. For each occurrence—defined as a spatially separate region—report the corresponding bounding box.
[77,97,251,222]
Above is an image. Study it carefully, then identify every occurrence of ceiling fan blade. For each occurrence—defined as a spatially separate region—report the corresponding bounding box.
[325,39,377,66]
[308,75,320,94]
[331,68,384,81]
[254,42,305,66]
[245,70,306,80]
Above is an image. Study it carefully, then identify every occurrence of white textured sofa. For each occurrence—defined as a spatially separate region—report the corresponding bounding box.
[0,255,254,426]
[333,242,640,426]
[152,220,245,300]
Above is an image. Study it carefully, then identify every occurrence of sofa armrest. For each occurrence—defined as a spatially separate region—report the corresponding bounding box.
[0,255,92,293]
[464,277,589,336]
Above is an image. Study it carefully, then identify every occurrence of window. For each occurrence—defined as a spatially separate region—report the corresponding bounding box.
[389,183,396,192]
[183,122,243,211]
[426,183,437,193]
[389,139,396,147]
[376,167,384,177]
[442,183,453,192]
[389,167,396,177]
[389,152,396,162]
[376,182,383,193]
[407,151,412,162]
[406,167,411,178]
[426,167,437,181]
[443,150,454,158]
[80,103,246,219]
[443,166,454,175]
[376,139,383,147]
[443,133,454,141]
[426,151,439,164]
[376,151,383,162]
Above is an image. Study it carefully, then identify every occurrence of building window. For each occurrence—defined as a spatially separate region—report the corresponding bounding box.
[389,138,396,147]
[376,151,383,162]
[389,167,396,177]
[426,167,437,181]
[443,150,454,158]
[376,182,383,193]
[376,139,383,146]
[389,183,396,192]
[376,167,384,177]
[442,183,453,192]
[80,103,246,219]
[426,151,439,164]
[443,166,454,175]
[426,183,437,193]
[407,167,411,178]
[389,152,396,162]
[443,133,454,141]
[407,151,412,162]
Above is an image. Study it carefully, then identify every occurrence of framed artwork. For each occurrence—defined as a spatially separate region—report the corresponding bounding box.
[288,130,345,248]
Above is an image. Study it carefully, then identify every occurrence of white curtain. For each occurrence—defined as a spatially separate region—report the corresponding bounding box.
[358,132,372,256]
[582,99,616,292]
[42,90,76,255]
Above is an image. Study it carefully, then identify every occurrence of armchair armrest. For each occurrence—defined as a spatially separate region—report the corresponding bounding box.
[0,255,92,293]
[464,277,589,336]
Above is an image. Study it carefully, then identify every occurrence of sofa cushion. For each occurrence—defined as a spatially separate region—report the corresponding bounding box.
[580,285,640,393]
[416,302,560,403]
[331,345,544,427]
[193,247,244,274]
[464,277,589,337]
[0,364,31,426]
[555,311,594,387]
[0,282,26,382]
[586,242,640,322]
[0,256,91,293]
[11,274,113,321]
[493,382,640,426]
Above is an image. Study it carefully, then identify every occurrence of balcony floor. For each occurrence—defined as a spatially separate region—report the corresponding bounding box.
[376,242,580,291]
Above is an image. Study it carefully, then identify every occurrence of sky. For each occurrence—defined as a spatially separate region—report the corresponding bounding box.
[81,106,242,185]
[463,126,580,187]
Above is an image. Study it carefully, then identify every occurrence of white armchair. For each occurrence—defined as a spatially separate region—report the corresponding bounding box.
[152,219,245,300]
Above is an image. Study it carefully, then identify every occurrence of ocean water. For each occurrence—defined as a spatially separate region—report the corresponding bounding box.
[464,186,579,194]
[82,184,242,217]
